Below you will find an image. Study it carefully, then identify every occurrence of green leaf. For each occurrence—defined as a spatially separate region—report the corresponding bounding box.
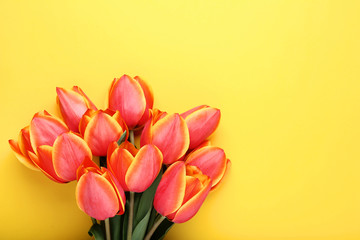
[132,208,151,240]
[110,215,122,240]
[133,192,142,224]
[122,198,130,240]
[151,219,174,240]
[134,171,162,227]
[117,130,127,145]
[147,207,158,233]
[88,223,105,240]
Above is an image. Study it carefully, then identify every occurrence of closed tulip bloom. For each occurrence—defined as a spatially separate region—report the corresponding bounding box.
[9,110,70,172]
[140,113,190,165]
[153,161,211,223]
[108,75,154,129]
[79,109,128,156]
[107,141,163,192]
[180,105,221,149]
[9,126,38,171]
[185,146,231,189]
[27,132,92,183]
[56,86,97,132]
[76,158,126,220]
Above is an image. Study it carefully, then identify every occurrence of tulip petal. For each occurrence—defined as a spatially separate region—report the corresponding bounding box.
[18,126,33,157]
[108,148,133,191]
[184,107,221,149]
[152,114,190,164]
[125,144,162,192]
[72,86,98,110]
[211,159,231,191]
[102,168,126,215]
[9,139,38,171]
[135,76,154,127]
[53,132,92,182]
[140,117,153,147]
[77,157,101,181]
[29,111,69,152]
[185,146,227,187]
[76,171,119,220]
[154,161,186,216]
[108,75,146,129]
[56,87,89,132]
[170,177,211,223]
[84,111,123,156]
[28,147,67,183]
[119,141,138,157]
[180,105,207,119]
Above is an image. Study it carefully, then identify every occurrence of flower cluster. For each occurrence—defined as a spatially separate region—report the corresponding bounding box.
[9,74,230,240]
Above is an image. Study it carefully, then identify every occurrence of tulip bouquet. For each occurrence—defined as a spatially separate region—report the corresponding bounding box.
[9,75,231,240]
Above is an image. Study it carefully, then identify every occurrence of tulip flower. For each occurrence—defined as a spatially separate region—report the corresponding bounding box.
[153,161,211,223]
[79,109,128,156]
[108,75,154,129]
[185,146,231,189]
[27,132,92,183]
[140,113,190,165]
[9,126,38,171]
[76,158,126,220]
[56,86,97,132]
[107,141,163,192]
[180,105,221,149]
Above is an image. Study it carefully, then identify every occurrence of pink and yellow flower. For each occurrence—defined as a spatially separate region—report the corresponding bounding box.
[185,145,231,189]
[9,111,92,183]
[141,111,190,165]
[56,86,97,132]
[76,158,126,220]
[79,109,128,156]
[108,75,154,129]
[107,141,163,192]
[153,161,211,223]
[180,105,221,149]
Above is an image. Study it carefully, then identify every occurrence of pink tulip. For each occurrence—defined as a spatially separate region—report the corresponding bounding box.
[108,75,154,129]
[107,141,163,192]
[56,86,97,132]
[76,158,126,220]
[180,105,220,149]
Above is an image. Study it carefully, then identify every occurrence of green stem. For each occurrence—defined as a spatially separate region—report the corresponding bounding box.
[127,192,135,240]
[105,218,111,240]
[91,217,97,224]
[144,215,166,240]
[129,130,135,146]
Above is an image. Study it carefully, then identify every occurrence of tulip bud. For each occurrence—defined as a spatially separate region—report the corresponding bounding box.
[79,109,128,156]
[180,105,221,149]
[185,146,231,189]
[107,141,163,192]
[76,158,126,220]
[140,112,190,165]
[108,75,154,129]
[154,161,211,223]
[56,86,97,132]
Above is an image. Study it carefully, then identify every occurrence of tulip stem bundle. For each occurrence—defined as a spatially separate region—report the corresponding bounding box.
[9,74,231,240]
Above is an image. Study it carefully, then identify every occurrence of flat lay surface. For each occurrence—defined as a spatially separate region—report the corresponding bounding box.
[1,1,360,239]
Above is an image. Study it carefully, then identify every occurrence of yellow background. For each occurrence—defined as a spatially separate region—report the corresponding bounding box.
[1,1,360,239]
